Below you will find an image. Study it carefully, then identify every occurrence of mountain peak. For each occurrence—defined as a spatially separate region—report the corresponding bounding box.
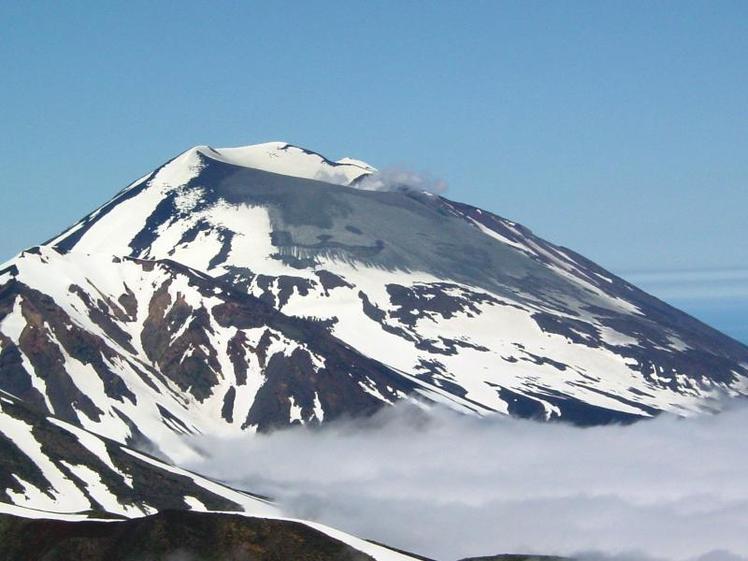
[189,142,375,185]
[8,139,748,464]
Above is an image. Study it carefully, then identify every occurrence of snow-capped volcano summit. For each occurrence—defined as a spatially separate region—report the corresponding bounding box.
[2,140,748,470]
[187,142,375,185]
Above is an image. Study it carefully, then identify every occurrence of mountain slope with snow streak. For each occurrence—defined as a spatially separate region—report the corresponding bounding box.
[0,388,277,518]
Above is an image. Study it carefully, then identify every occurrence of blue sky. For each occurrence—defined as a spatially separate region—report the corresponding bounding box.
[1,1,746,340]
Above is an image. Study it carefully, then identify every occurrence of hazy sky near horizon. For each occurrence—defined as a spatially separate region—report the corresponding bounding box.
[1,2,746,336]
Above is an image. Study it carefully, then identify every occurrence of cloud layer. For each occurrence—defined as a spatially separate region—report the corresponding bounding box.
[185,403,748,561]
[621,269,748,301]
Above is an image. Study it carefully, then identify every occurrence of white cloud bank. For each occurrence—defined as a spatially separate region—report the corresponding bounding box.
[185,403,748,561]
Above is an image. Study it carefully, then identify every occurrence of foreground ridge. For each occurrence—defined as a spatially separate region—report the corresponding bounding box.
[0,510,422,561]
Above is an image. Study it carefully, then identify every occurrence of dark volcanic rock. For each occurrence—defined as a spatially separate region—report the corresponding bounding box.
[0,510,375,561]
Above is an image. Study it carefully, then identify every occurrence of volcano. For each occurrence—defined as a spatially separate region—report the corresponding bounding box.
[1,141,746,527]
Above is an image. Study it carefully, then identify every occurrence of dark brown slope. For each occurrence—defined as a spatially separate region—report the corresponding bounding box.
[0,510,576,561]
[0,510,373,561]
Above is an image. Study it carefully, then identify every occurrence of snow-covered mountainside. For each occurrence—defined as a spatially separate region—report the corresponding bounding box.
[0,373,421,561]
[0,388,276,518]
[2,141,748,466]
[0,247,423,462]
